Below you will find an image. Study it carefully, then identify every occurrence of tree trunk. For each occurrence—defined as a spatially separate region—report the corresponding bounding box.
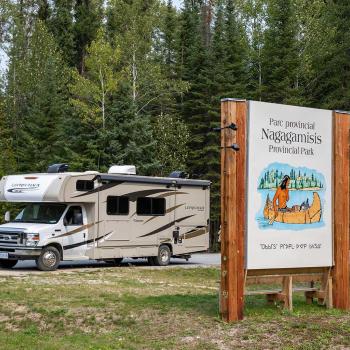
[132,49,137,105]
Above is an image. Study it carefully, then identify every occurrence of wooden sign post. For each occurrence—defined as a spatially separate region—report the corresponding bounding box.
[220,100,350,322]
[332,110,350,309]
[220,98,247,321]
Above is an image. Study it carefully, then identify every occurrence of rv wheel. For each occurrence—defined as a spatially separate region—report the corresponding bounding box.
[36,246,61,271]
[153,245,171,266]
[0,259,18,269]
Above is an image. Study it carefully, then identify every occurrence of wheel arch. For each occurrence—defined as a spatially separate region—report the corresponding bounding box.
[160,243,173,255]
[44,242,63,259]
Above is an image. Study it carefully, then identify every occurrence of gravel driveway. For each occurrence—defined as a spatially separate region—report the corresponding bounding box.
[0,253,220,275]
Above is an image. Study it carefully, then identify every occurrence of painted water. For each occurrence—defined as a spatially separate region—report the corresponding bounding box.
[256,189,325,231]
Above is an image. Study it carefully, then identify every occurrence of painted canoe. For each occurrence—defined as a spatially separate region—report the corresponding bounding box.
[263,192,322,224]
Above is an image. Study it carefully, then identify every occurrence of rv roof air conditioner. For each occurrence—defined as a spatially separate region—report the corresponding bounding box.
[168,171,189,179]
[47,163,69,173]
[108,165,136,175]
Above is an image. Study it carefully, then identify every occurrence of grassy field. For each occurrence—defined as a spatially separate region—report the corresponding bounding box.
[0,266,349,350]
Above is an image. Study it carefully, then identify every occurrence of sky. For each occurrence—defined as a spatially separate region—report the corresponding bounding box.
[173,0,182,8]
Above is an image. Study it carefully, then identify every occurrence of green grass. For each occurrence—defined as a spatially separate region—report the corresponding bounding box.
[0,267,349,349]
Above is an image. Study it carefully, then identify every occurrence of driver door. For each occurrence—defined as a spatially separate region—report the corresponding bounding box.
[62,205,88,260]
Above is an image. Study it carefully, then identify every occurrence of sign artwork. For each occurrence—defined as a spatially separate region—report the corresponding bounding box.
[247,101,333,269]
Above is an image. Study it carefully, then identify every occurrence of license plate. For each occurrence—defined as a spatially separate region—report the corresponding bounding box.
[0,252,9,259]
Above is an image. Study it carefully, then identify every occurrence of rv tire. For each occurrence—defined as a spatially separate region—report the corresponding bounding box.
[153,245,171,266]
[36,246,61,271]
[0,259,18,269]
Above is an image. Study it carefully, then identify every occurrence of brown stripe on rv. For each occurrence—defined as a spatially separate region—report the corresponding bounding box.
[72,182,124,198]
[155,191,188,198]
[182,228,206,240]
[50,222,99,239]
[138,215,195,238]
[63,231,112,250]
[123,189,175,201]
[143,203,185,224]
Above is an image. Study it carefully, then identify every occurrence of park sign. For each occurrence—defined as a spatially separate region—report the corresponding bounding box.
[220,98,349,322]
[246,101,333,269]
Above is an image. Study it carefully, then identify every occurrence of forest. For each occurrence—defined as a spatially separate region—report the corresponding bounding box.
[0,0,349,243]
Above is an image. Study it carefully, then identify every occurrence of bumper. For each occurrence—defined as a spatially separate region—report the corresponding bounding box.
[0,246,42,260]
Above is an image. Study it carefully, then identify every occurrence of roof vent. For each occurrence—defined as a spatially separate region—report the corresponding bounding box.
[47,163,69,173]
[168,171,188,179]
[108,165,136,175]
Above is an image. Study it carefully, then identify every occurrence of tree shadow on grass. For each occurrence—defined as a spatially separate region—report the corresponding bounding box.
[123,293,219,318]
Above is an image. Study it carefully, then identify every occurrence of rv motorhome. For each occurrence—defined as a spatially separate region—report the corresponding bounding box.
[0,164,210,271]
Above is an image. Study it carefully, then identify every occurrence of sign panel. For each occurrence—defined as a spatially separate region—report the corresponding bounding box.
[247,101,333,269]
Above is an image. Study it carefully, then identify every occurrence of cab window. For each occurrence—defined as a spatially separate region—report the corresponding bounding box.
[64,206,83,226]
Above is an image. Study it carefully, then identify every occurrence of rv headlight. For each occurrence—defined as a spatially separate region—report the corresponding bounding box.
[25,233,40,247]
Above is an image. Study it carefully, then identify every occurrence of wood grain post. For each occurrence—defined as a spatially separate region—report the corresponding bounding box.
[282,276,293,312]
[332,110,350,310]
[220,99,247,322]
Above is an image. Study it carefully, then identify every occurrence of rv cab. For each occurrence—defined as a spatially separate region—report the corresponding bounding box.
[0,202,89,270]
[0,164,210,271]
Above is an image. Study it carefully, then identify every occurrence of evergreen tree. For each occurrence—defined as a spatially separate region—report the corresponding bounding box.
[49,0,75,66]
[307,0,350,110]
[74,0,103,74]
[37,0,51,21]
[5,14,69,172]
[155,0,184,115]
[202,1,225,223]
[261,0,301,104]
[243,0,266,100]
[177,0,208,177]
[162,0,178,71]
[152,114,189,176]
[223,0,249,98]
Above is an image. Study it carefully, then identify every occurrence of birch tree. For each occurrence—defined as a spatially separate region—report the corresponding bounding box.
[70,29,120,130]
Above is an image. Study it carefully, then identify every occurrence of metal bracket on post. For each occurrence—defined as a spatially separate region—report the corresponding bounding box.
[213,122,238,132]
[221,144,240,151]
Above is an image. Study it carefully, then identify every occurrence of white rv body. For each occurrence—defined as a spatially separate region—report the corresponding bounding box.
[0,170,210,270]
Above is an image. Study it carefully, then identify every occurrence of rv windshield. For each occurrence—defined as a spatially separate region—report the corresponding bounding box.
[13,203,66,224]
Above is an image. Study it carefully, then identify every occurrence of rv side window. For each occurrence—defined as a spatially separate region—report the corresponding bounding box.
[107,196,129,215]
[76,180,94,191]
[137,198,165,216]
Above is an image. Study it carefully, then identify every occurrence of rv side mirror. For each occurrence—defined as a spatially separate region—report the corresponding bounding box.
[4,211,10,222]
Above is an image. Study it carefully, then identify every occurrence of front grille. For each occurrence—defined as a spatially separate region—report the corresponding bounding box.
[0,231,24,246]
